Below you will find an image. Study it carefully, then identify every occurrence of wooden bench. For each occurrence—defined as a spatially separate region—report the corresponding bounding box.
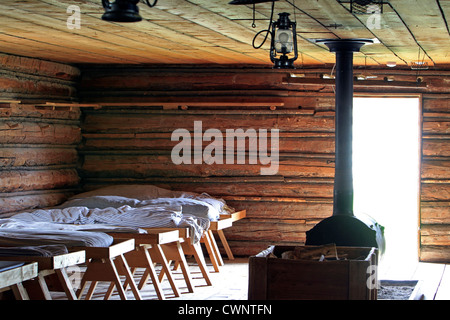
[108,230,186,299]
[74,239,141,300]
[0,261,38,300]
[202,210,246,272]
[144,227,213,287]
[0,250,85,300]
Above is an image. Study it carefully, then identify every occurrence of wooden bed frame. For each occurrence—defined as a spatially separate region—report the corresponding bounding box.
[202,210,246,272]
[108,229,187,300]
[0,238,156,301]
[142,227,213,287]
[0,261,38,300]
[136,210,246,283]
[0,204,246,300]
[0,250,85,300]
[104,227,216,300]
[74,239,141,300]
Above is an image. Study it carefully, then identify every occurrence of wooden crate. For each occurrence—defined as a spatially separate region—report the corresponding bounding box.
[248,245,378,300]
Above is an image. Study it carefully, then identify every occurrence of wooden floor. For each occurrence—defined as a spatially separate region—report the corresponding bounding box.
[401,262,450,300]
[52,257,249,301]
[49,256,450,301]
[377,255,450,300]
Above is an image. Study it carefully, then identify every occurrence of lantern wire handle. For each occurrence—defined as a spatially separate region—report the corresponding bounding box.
[292,0,296,23]
[252,3,256,28]
[252,0,275,49]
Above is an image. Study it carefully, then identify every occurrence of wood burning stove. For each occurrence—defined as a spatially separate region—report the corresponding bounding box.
[305,39,384,250]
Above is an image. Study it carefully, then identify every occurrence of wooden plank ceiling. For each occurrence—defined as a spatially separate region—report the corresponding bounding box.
[0,0,448,68]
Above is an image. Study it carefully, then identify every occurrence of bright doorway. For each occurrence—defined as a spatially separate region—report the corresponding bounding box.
[352,96,421,280]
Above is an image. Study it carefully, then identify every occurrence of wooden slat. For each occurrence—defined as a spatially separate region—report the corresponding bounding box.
[435,265,450,300]
[75,239,135,260]
[108,230,180,246]
[285,77,428,88]
[0,251,85,271]
[0,262,38,290]
[210,218,233,231]
[412,262,446,300]
[143,227,191,239]
[220,210,247,222]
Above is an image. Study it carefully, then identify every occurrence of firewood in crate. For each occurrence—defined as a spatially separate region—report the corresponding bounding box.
[294,244,338,260]
[280,251,296,259]
[280,244,338,261]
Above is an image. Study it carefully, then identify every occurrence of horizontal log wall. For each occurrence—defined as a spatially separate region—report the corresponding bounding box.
[79,66,450,259]
[420,94,450,262]
[0,54,81,214]
[79,107,336,255]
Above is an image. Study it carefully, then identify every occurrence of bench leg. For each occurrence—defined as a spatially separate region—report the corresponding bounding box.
[21,271,53,300]
[55,268,77,300]
[182,241,212,286]
[159,242,194,293]
[125,246,166,300]
[77,258,129,300]
[37,273,52,300]
[203,230,223,271]
[115,254,142,300]
[148,244,181,297]
[86,281,99,300]
[11,283,30,300]
[216,229,234,260]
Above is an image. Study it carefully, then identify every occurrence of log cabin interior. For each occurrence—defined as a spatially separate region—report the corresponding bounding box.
[0,0,449,301]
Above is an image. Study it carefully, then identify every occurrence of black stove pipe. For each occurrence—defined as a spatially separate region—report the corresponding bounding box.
[305,39,384,250]
[329,39,366,217]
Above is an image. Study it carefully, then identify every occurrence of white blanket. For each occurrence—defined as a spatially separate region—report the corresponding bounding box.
[9,204,210,244]
[57,194,226,221]
[0,227,114,248]
[66,184,235,219]
[0,217,145,234]
[3,185,230,245]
